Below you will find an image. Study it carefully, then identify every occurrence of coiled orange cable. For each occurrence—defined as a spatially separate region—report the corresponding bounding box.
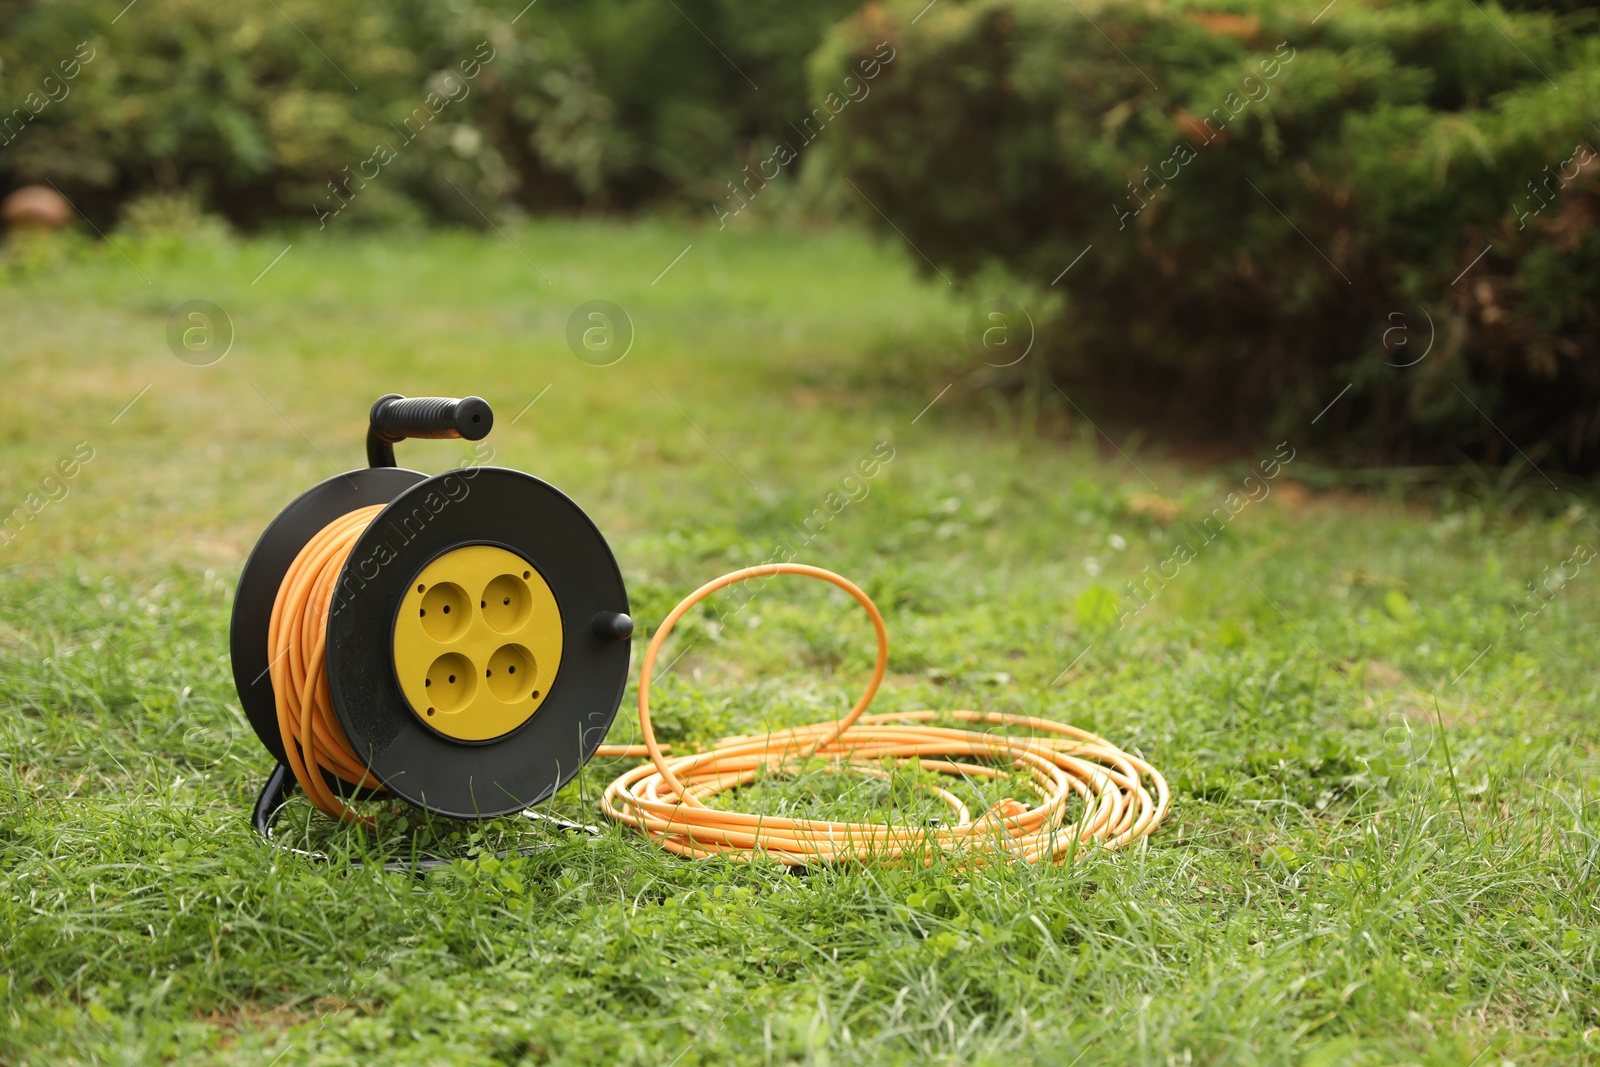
[269,520,1170,858]
[596,564,1169,864]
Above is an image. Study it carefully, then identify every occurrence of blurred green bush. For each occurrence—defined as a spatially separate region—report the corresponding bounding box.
[0,0,853,226]
[7,0,1599,472]
[815,0,1600,472]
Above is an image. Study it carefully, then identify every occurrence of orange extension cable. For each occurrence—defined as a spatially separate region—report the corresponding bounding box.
[268,505,388,824]
[595,564,1168,864]
[270,520,1170,859]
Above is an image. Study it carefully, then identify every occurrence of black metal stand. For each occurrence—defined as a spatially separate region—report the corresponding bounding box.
[251,761,601,874]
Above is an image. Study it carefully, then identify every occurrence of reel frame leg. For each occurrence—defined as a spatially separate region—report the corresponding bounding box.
[250,760,601,873]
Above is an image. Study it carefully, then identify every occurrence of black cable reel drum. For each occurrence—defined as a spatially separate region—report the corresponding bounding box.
[232,394,633,853]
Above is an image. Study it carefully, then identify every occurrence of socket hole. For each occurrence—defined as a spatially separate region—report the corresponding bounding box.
[486,644,535,702]
[481,574,532,633]
[425,653,475,713]
[419,582,469,641]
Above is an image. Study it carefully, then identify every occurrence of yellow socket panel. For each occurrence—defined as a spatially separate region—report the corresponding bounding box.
[391,544,563,742]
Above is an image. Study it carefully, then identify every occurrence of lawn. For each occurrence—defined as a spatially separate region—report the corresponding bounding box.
[1,220,1598,1065]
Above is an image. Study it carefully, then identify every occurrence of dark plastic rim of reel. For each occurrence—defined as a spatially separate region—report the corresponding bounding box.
[236,392,632,863]
[230,466,427,771]
[324,467,632,819]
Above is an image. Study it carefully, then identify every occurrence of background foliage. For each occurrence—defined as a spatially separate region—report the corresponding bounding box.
[817,0,1600,471]
[4,0,1600,468]
[0,0,855,226]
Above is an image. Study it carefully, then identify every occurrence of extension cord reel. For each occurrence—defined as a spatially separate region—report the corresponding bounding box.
[233,395,630,846]
[232,394,1170,868]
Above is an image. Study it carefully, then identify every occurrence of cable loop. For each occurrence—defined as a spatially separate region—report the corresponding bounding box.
[595,564,1170,864]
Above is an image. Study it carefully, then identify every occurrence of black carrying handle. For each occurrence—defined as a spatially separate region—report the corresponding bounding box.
[367,393,494,468]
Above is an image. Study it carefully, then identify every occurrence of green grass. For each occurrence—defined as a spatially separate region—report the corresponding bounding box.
[2,220,1599,1065]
